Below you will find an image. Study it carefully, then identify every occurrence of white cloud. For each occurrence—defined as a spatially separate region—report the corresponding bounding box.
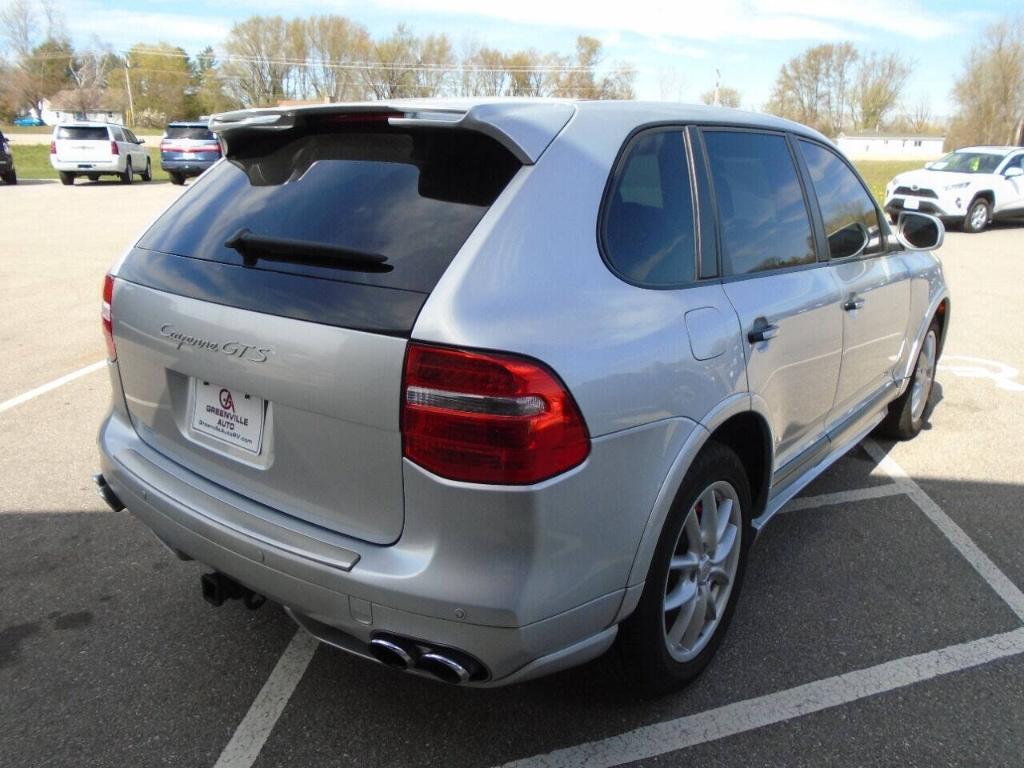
[363,0,950,42]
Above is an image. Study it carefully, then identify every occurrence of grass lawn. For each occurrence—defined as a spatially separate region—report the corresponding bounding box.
[0,124,51,135]
[10,144,170,181]
[853,159,929,203]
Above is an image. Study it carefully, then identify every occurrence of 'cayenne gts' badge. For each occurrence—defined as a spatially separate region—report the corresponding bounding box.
[159,324,272,363]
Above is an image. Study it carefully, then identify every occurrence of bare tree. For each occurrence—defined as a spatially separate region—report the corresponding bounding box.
[302,15,370,101]
[701,85,741,108]
[415,33,455,96]
[221,16,293,106]
[359,24,419,99]
[765,43,858,135]
[946,16,1024,148]
[460,43,508,96]
[854,51,912,130]
[0,0,36,59]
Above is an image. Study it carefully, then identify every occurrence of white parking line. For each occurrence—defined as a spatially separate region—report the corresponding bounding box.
[0,360,106,414]
[782,483,905,513]
[213,629,319,768]
[497,628,1024,768]
[862,439,1024,622]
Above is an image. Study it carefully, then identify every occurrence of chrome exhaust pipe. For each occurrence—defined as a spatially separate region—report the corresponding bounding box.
[92,474,125,512]
[369,637,416,670]
[417,652,475,684]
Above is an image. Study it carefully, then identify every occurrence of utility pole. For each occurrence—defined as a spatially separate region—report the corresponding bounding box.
[713,68,721,106]
[123,55,134,127]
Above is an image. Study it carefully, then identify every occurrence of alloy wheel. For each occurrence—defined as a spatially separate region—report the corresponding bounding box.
[662,480,742,662]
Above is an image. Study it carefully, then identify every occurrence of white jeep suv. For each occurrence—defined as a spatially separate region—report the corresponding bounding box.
[884,146,1024,233]
[50,122,152,185]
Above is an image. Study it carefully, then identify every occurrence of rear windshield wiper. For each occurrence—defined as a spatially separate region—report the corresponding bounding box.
[225,229,392,273]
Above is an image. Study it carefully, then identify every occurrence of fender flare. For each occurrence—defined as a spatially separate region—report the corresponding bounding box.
[896,289,951,395]
[621,392,775,592]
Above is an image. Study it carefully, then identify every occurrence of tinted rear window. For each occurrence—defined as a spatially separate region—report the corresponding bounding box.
[165,126,215,141]
[138,125,521,294]
[56,126,108,141]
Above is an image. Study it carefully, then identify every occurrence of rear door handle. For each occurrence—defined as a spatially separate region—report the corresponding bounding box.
[844,296,866,311]
[748,323,780,343]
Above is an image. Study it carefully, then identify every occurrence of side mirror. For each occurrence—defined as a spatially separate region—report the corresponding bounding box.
[827,221,870,259]
[1005,166,1023,178]
[136,138,145,145]
[896,211,944,251]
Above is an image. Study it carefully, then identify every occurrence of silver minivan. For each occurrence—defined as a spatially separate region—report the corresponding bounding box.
[96,100,949,694]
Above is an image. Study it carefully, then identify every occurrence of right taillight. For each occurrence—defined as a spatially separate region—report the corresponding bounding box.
[102,274,116,361]
[110,140,119,156]
[401,343,590,485]
[49,140,56,154]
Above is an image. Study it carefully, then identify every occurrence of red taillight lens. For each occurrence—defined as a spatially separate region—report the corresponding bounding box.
[102,274,116,361]
[49,140,56,154]
[401,344,590,484]
[110,140,119,156]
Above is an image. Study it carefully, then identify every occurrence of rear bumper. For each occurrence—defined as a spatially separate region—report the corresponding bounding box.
[50,158,122,172]
[97,408,680,684]
[160,158,216,175]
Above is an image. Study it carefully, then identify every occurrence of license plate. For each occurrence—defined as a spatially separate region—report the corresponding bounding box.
[182,152,195,160]
[903,197,920,210]
[191,381,265,454]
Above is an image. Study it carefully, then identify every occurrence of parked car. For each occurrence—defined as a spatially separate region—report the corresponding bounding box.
[160,120,221,184]
[49,122,152,185]
[95,100,949,694]
[884,145,1024,232]
[13,115,45,127]
[0,129,15,184]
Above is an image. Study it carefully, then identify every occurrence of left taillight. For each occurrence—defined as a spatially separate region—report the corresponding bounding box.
[401,343,590,485]
[102,274,116,361]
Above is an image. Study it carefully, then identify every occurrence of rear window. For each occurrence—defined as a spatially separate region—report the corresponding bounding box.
[165,125,215,141]
[56,126,109,141]
[138,124,521,295]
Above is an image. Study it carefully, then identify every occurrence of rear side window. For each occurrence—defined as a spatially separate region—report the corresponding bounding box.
[138,124,521,294]
[799,141,883,258]
[703,130,816,276]
[166,125,215,141]
[601,131,696,286]
[56,126,108,141]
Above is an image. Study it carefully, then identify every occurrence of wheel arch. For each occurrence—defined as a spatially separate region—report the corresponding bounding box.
[622,395,775,592]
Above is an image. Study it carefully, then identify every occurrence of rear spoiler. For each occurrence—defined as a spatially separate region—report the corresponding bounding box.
[208,101,575,165]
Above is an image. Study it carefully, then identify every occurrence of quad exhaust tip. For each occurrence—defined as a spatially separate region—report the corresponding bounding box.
[368,634,485,684]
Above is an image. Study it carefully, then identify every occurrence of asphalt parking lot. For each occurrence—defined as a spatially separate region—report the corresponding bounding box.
[2,180,1023,767]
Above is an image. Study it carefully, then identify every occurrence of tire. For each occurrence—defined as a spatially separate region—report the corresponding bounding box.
[59,171,75,186]
[877,319,940,440]
[617,441,752,696]
[141,157,152,182]
[169,172,185,186]
[962,197,990,233]
[121,158,133,185]
[2,170,15,184]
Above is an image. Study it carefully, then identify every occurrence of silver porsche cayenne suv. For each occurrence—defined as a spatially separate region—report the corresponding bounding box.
[96,100,949,694]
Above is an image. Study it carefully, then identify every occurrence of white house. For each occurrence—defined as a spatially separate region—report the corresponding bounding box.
[835,131,945,160]
[40,90,125,126]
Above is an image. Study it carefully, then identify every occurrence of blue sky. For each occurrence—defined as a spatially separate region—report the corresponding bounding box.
[53,0,1013,117]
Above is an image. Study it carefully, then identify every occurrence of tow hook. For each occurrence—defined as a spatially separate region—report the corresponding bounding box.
[200,572,266,610]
